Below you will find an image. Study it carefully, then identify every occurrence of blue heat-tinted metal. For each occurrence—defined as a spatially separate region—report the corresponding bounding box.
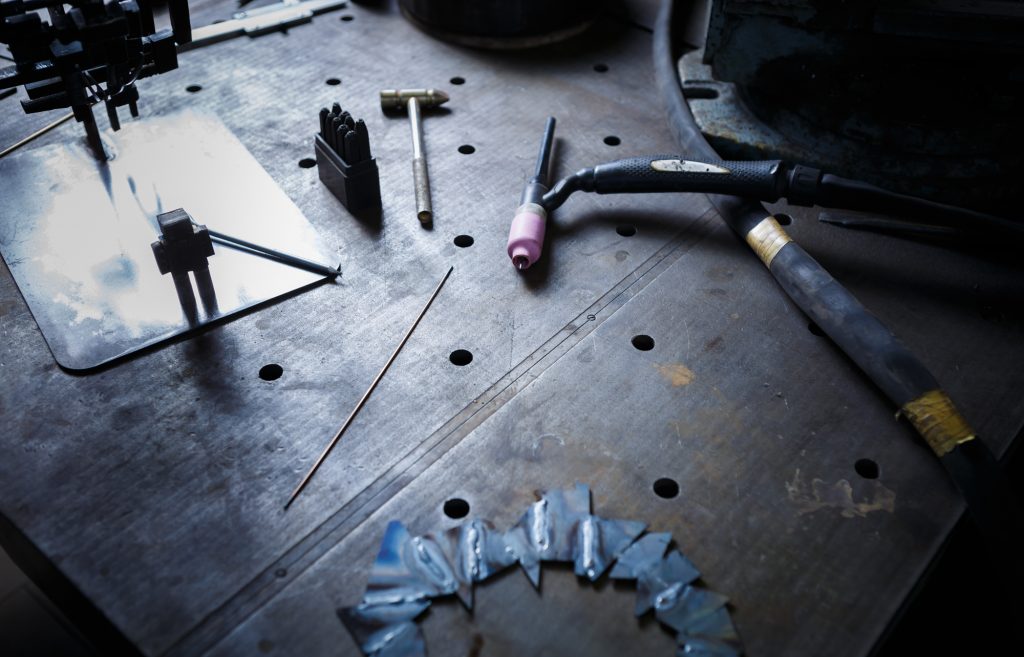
[339,484,743,656]
[676,606,742,657]
[363,521,434,606]
[637,549,703,617]
[337,601,429,655]
[656,584,730,635]
[574,515,647,581]
[434,518,517,609]
[610,532,673,580]
[505,482,592,587]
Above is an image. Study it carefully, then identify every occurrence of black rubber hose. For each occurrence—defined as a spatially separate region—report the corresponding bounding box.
[653,0,1024,589]
[818,173,1024,241]
[654,1,931,403]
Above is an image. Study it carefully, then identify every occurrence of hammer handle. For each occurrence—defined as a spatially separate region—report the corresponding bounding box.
[413,156,431,224]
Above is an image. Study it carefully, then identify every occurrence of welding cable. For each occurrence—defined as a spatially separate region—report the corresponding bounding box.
[541,158,1024,242]
[653,0,1024,590]
[539,155,1022,243]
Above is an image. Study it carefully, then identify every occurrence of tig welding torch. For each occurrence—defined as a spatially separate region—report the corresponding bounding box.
[508,117,557,270]
[507,119,1022,270]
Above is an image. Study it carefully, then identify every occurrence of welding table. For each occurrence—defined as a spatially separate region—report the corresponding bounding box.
[1,1,1023,656]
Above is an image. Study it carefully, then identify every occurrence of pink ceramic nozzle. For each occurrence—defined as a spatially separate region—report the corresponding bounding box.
[507,204,547,270]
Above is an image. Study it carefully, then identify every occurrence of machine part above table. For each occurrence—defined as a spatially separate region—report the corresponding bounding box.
[0,2,1022,657]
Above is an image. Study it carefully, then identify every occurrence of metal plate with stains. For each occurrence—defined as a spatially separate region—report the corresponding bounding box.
[0,110,333,370]
[0,2,1023,657]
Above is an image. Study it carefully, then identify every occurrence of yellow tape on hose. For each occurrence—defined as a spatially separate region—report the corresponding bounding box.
[745,216,792,267]
[901,390,977,457]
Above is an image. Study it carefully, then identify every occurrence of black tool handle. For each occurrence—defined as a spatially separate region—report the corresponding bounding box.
[590,156,788,201]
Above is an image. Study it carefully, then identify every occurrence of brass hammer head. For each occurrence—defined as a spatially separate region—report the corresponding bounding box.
[380,89,450,111]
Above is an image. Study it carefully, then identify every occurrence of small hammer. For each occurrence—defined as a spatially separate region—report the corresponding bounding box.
[380,88,449,224]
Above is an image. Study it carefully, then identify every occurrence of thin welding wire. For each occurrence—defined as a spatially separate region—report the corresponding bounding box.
[0,112,74,159]
[207,228,339,278]
[285,265,455,509]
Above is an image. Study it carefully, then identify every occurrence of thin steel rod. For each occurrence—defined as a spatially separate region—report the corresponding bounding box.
[284,265,455,509]
[207,228,340,278]
[0,111,73,159]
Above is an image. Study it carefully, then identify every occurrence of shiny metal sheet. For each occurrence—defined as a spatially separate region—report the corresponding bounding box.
[0,109,333,370]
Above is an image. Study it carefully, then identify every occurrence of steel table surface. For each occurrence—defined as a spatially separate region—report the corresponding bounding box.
[1,2,1023,656]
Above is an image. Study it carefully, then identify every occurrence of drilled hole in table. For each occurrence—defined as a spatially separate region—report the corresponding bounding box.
[185,84,202,93]
[340,14,354,21]
[443,498,470,519]
[653,478,679,499]
[631,335,654,351]
[454,235,474,248]
[449,349,473,366]
[774,213,793,226]
[259,364,283,381]
[808,321,826,337]
[855,459,880,479]
[298,158,316,169]
[682,87,719,100]
[325,78,341,86]
[604,135,620,146]
[458,144,476,155]
[594,63,609,73]
[616,224,637,237]
[450,76,465,85]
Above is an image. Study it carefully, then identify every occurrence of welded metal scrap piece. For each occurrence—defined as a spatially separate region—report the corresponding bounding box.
[337,600,429,656]
[435,519,517,609]
[676,607,743,657]
[339,484,744,656]
[342,520,450,657]
[574,515,647,581]
[656,583,730,635]
[504,482,592,588]
[635,549,702,616]
[363,521,458,608]
[677,639,740,657]
[609,532,673,580]
[372,622,426,657]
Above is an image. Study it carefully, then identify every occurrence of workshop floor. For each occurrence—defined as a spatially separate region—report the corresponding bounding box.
[1,503,1019,657]
[0,546,94,657]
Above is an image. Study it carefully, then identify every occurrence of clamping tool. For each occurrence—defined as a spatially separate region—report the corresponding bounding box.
[380,88,449,224]
[151,208,216,321]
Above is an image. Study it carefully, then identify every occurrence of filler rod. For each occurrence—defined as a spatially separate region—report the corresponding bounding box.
[285,265,454,508]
